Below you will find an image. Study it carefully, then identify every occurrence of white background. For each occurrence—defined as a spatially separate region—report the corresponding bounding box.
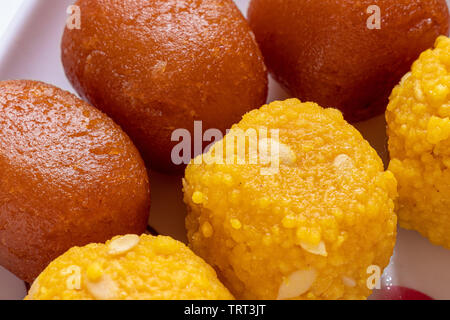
[0,1,25,40]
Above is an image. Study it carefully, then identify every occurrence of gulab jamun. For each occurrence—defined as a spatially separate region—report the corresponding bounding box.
[62,0,268,172]
[0,80,150,283]
[248,0,449,122]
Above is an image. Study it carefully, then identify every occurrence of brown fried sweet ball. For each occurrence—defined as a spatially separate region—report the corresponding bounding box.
[62,0,268,172]
[0,80,150,283]
[248,0,449,122]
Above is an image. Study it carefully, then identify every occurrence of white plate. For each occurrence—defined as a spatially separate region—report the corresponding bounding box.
[0,0,449,300]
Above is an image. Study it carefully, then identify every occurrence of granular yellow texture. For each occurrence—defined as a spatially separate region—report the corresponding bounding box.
[25,234,234,300]
[184,99,398,300]
[386,36,450,248]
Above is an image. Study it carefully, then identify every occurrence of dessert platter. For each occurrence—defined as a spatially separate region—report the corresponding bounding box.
[0,0,449,300]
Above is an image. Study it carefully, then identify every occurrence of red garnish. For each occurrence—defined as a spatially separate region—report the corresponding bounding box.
[371,285,433,300]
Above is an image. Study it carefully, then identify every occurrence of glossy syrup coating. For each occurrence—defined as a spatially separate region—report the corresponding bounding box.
[0,80,150,283]
[248,0,449,122]
[62,0,268,172]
